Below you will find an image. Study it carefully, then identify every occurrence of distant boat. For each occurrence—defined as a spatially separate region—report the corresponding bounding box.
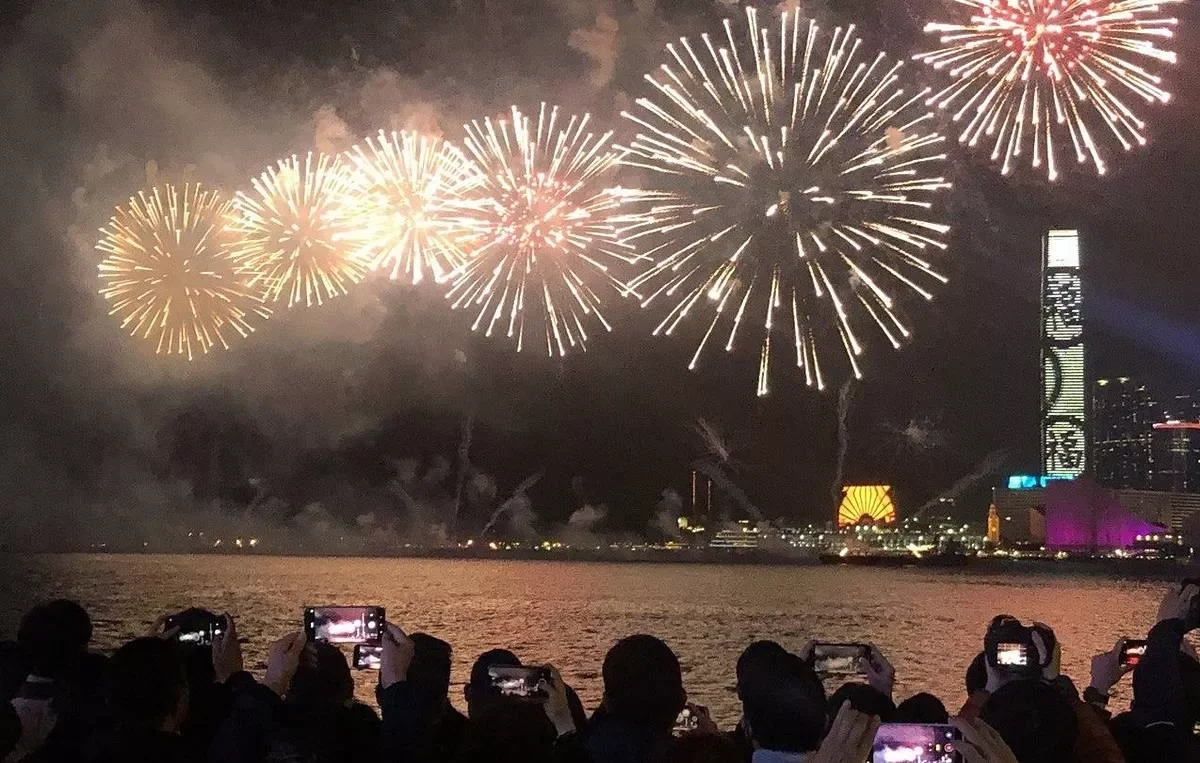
[818,550,970,568]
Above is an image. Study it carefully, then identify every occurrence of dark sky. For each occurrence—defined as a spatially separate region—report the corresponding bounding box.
[2,0,1199,544]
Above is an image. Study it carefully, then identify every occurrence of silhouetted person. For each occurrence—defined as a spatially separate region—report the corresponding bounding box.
[587,635,686,763]
[86,637,193,763]
[896,692,949,724]
[739,649,827,761]
[10,600,101,761]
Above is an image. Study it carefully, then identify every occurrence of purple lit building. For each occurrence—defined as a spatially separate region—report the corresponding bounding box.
[1044,479,1163,551]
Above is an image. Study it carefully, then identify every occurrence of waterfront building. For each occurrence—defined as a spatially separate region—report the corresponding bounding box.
[1041,230,1087,479]
[1092,377,1155,489]
[1150,421,1200,493]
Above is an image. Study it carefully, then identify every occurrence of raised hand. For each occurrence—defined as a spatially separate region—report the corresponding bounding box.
[264,631,306,697]
[539,665,575,736]
[380,623,415,690]
[810,701,880,763]
[952,717,1019,763]
[212,614,243,684]
[1089,639,1131,696]
[865,644,895,698]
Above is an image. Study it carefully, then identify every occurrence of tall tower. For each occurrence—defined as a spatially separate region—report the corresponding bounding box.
[1041,230,1087,479]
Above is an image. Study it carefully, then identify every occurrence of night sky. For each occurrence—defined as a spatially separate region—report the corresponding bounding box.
[2,0,1199,544]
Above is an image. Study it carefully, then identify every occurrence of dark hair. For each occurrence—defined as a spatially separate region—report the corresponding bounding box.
[896,692,949,724]
[665,732,743,763]
[409,633,452,700]
[469,649,522,690]
[980,680,1078,763]
[827,682,896,722]
[289,642,353,708]
[736,640,790,698]
[109,637,188,726]
[966,652,988,695]
[741,651,826,753]
[602,634,685,731]
[17,600,91,678]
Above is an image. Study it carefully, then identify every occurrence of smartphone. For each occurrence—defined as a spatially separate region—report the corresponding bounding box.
[353,644,383,670]
[303,606,384,645]
[812,643,871,675]
[872,723,963,763]
[995,642,1029,667]
[165,611,225,647]
[487,665,551,700]
[1120,639,1148,668]
[673,705,702,736]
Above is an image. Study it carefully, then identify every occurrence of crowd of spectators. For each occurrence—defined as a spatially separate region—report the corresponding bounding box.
[3,582,1200,762]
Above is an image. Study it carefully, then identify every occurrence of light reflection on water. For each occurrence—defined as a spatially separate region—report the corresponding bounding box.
[0,554,1164,724]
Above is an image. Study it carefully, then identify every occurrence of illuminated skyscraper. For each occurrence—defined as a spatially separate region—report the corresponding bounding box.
[1041,230,1087,479]
[1093,377,1155,489]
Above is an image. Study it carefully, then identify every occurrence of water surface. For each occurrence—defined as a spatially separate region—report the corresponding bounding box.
[0,554,1165,724]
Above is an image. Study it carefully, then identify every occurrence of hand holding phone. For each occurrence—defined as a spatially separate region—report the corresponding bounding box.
[164,609,225,647]
[303,606,384,644]
[353,644,383,670]
[488,665,552,700]
[1119,639,1148,668]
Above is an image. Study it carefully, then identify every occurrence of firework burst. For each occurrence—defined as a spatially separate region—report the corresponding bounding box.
[447,104,641,356]
[620,7,952,396]
[230,153,367,307]
[347,130,483,285]
[97,184,270,360]
[916,0,1182,180]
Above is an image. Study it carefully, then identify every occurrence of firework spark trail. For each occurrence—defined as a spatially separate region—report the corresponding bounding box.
[619,7,952,396]
[230,152,367,308]
[97,184,271,360]
[831,379,854,511]
[347,130,483,285]
[915,0,1182,180]
[446,104,644,357]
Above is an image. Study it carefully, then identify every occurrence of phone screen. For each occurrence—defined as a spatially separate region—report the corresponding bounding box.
[673,707,699,736]
[872,723,963,763]
[1120,640,1148,667]
[166,613,224,647]
[303,606,384,645]
[487,665,549,700]
[996,642,1028,667]
[812,643,870,675]
[353,644,383,670]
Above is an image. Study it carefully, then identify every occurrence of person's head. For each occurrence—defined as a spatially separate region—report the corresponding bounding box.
[980,680,1078,763]
[288,642,353,709]
[602,635,685,732]
[965,652,987,695]
[109,637,189,732]
[17,600,91,679]
[740,650,826,753]
[665,732,743,763]
[455,701,556,763]
[407,633,452,715]
[466,648,522,716]
[827,682,896,723]
[896,692,948,724]
[735,640,790,700]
